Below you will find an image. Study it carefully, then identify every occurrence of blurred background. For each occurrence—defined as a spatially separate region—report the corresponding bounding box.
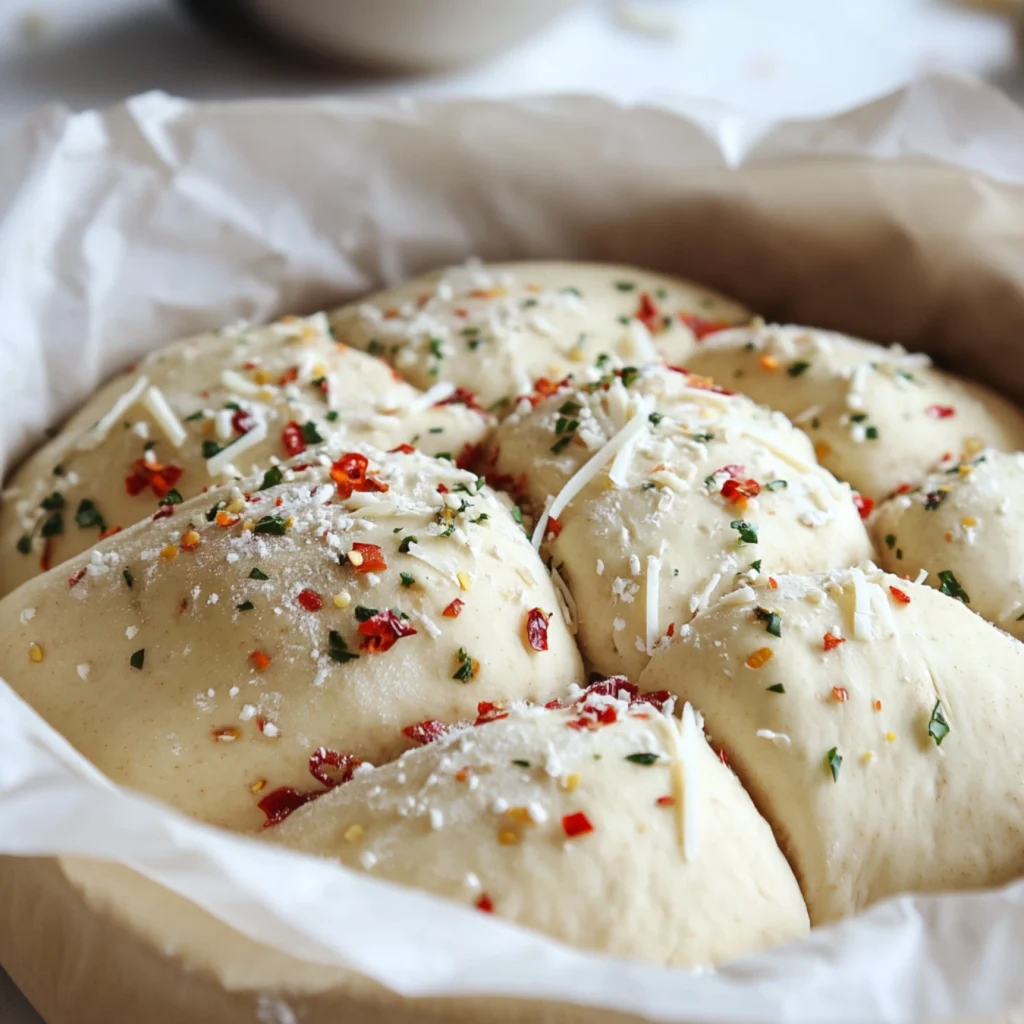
[0,0,1023,137]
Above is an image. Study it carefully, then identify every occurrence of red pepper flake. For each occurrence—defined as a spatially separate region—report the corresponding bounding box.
[212,726,241,742]
[442,598,464,618]
[152,505,174,521]
[721,476,760,505]
[278,366,299,386]
[282,421,306,457]
[528,376,572,407]
[635,292,660,332]
[561,811,594,839]
[526,608,550,651]
[831,686,849,702]
[547,516,562,539]
[874,700,883,711]
[455,442,481,471]
[257,787,309,827]
[215,510,239,527]
[99,525,122,540]
[358,610,417,653]
[250,650,272,671]
[308,747,363,788]
[927,404,956,419]
[474,701,509,726]
[889,586,911,605]
[768,577,779,589]
[475,894,494,913]
[401,719,449,745]
[349,542,387,573]
[330,452,388,499]
[852,493,875,519]
[66,567,87,588]
[718,748,730,767]
[435,386,483,413]
[125,458,183,498]
[823,632,845,652]
[258,747,363,827]
[297,588,323,612]
[436,483,449,495]
[679,312,732,340]
[893,483,913,496]
[388,443,416,454]
[231,409,256,434]
[665,366,735,396]
[656,795,676,807]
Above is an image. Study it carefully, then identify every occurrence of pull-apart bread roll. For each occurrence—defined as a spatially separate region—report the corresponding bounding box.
[684,323,1024,500]
[329,261,751,411]
[272,689,810,967]
[0,444,581,831]
[871,449,1024,640]
[489,365,872,678]
[637,566,1024,924]
[1,312,488,596]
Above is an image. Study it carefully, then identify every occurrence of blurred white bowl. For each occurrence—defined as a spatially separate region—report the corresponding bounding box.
[246,0,581,71]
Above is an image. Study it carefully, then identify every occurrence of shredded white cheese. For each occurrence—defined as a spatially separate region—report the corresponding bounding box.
[221,369,265,397]
[645,555,661,654]
[77,376,149,451]
[551,566,578,634]
[206,418,269,477]
[679,702,701,862]
[756,729,792,749]
[406,380,456,413]
[849,567,875,642]
[142,385,187,448]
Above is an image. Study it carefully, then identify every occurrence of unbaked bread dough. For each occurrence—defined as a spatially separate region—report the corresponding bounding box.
[0,443,582,831]
[637,565,1024,924]
[328,262,751,411]
[272,691,810,967]
[683,323,1024,499]
[870,448,1024,640]
[490,365,873,678]
[0,312,489,597]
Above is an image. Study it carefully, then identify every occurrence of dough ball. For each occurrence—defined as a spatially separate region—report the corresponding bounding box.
[0,312,488,597]
[638,565,1024,923]
[0,444,582,832]
[871,448,1024,639]
[490,366,873,679]
[329,262,750,412]
[272,689,809,967]
[684,323,1024,499]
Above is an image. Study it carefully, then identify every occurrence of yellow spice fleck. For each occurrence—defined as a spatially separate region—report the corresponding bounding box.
[250,779,267,794]
[284,517,295,529]
[226,498,246,514]
[160,545,178,561]
[334,592,351,609]
[886,731,896,743]
[745,647,774,670]
[344,824,365,843]
[561,774,581,793]
[242,520,254,532]
[759,355,779,371]
[964,438,983,455]
[814,441,832,460]
[862,751,874,764]
[498,829,520,846]
[457,571,472,592]
[505,806,532,824]
[252,369,272,385]
[959,465,974,477]
[961,516,977,527]
[567,348,586,362]
[28,643,43,663]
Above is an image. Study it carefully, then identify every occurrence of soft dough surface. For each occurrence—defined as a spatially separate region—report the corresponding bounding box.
[272,690,810,967]
[871,448,1024,640]
[684,323,1024,499]
[490,365,872,678]
[329,261,750,411]
[638,566,1024,924]
[0,443,581,831]
[0,312,488,597]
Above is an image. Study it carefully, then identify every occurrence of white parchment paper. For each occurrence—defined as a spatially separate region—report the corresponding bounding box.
[3,74,1024,1022]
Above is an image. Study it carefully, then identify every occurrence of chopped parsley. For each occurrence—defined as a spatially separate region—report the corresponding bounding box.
[237,600,255,612]
[550,435,573,455]
[928,700,950,745]
[614,281,636,291]
[865,426,879,441]
[625,752,659,765]
[648,412,663,426]
[248,567,269,580]
[923,489,948,511]
[884,533,896,550]
[787,360,811,377]
[40,492,65,511]
[122,569,134,588]
[399,535,418,554]
[730,519,758,545]
[40,512,64,538]
[512,759,531,768]
[184,410,205,422]
[158,489,183,506]
[354,606,379,622]
[453,647,478,682]
[301,421,323,445]
[325,411,339,422]
[206,500,226,522]
[755,607,782,637]
[767,683,786,694]
[201,440,222,459]
[328,630,359,664]
[75,499,106,530]
[750,559,762,573]
[259,466,284,490]
[400,572,416,587]
[620,366,640,388]
[764,479,788,491]
[937,570,969,604]
[129,649,145,671]
[16,535,31,555]
[826,747,842,782]
[511,507,523,525]
[253,515,287,536]
[690,431,714,442]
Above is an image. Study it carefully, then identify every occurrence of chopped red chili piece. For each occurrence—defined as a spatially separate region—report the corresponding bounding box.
[823,632,845,652]
[350,542,387,573]
[297,588,323,612]
[231,409,256,434]
[474,701,508,726]
[455,442,480,470]
[308,747,364,788]
[436,386,483,412]
[152,505,174,521]
[282,421,306,457]
[526,608,550,651]
[656,795,676,807]
[278,367,299,386]
[402,719,449,745]
[927,404,956,419]
[358,610,417,653]
[528,376,571,407]
[636,689,672,711]
[125,458,183,498]
[832,686,849,702]
[893,483,913,496]
[68,567,87,588]
[250,650,271,671]
[330,452,388,498]
[635,292,660,332]
[561,811,594,839]
[852,493,875,519]
[442,598,464,618]
[388,443,416,454]
[679,312,733,340]
[436,483,449,494]
[475,894,494,913]
[258,747,363,827]
[258,787,310,827]
[718,748,730,767]
[889,586,911,605]
[721,477,760,504]
[547,516,562,538]
[99,525,123,540]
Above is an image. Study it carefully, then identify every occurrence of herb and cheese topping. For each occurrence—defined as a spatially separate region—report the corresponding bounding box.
[329,261,751,413]
[871,448,1024,640]
[0,442,582,830]
[0,312,489,597]
[270,689,809,968]
[685,323,1024,499]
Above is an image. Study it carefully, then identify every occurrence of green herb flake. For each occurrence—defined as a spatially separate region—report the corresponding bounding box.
[328,629,360,664]
[690,431,714,442]
[826,746,843,782]
[249,567,269,581]
[787,360,811,377]
[751,559,762,573]
[850,412,868,424]
[52,464,65,476]
[555,416,579,436]
[928,700,950,745]
[74,499,106,530]
[201,440,222,459]
[237,600,255,612]
[730,519,758,545]
[122,568,134,588]
[923,489,949,511]
[511,507,524,525]
[595,353,610,370]
[453,647,478,682]
[40,492,65,511]
[512,759,531,768]
[184,410,205,422]
[625,752,660,765]
[400,572,416,588]
[765,479,788,491]
[428,426,444,434]
[40,512,64,538]
[16,535,31,555]
[259,466,284,491]
[158,489,183,506]
[620,366,640,388]
[325,411,340,422]
[865,426,879,441]
[559,400,582,416]
[614,281,636,292]
[301,421,323,445]
[130,649,145,671]
[938,570,970,604]
[648,412,663,426]
[550,435,573,455]
[767,683,786,694]
[755,606,782,637]
[885,533,896,550]
[399,536,418,554]
[205,500,226,522]
[354,606,379,622]
[253,515,287,536]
